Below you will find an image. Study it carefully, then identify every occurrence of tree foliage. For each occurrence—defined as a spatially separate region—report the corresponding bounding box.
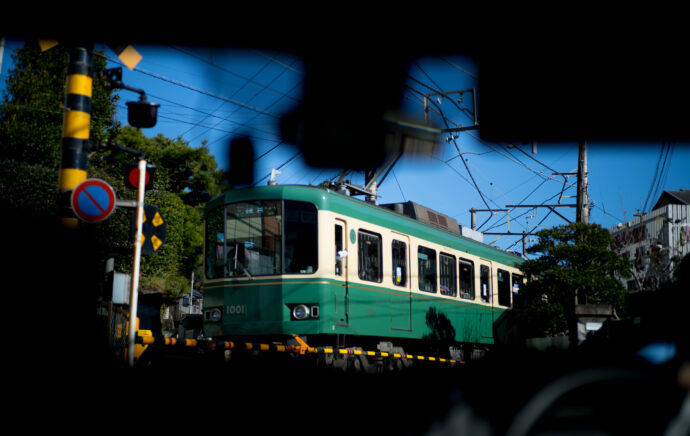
[1,41,224,300]
[516,223,631,340]
[0,41,118,168]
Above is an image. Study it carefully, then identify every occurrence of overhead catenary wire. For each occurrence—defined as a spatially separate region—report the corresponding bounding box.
[441,57,479,80]
[404,81,576,191]
[642,142,674,213]
[103,54,282,120]
[177,56,274,140]
[185,54,302,146]
[201,65,303,149]
[404,83,493,215]
[102,50,297,172]
[167,46,301,103]
[252,150,303,186]
[404,70,581,237]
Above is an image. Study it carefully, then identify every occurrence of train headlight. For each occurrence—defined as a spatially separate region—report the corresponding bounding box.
[205,308,222,322]
[292,304,310,320]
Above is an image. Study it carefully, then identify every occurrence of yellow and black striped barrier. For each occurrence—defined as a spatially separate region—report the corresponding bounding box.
[57,45,94,229]
[134,334,462,366]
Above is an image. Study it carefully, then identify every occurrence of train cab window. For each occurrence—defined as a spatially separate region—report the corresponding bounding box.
[358,230,382,282]
[439,253,457,296]
[205,205,225,279]
[225,200,283,277]
[284,200,318,274]
[497,269,511,307]
[459,259,475,300]
[220,200,318,278]
[480,265,491,303]
[392,239,407,287]
[418,246,437,293]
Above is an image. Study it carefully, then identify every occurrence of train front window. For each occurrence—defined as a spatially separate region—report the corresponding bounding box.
[225,200,282,277]
[212,199,318,278]
[205,206,225,279]
[283,200,318,274]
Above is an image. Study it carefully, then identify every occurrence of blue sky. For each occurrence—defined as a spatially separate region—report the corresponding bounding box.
[2,38,689,254]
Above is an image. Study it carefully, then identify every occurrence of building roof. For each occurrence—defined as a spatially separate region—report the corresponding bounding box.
[653,190,690,210]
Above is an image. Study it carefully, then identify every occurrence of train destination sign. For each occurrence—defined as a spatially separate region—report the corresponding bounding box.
[71,178,117,223]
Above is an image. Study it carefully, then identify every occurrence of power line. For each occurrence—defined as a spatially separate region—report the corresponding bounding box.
[181,59,273,142]
[252,150,302,186]
[440,57,478,80]
[167,46,301,103]
[194,59,302,148]
[406,73,476,126]
[392,169,407,202]
[642,142,670,213]
[404,83,494,213]
[104,54,282,119]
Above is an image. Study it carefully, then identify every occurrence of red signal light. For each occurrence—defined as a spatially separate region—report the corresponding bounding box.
[124,162,155,190]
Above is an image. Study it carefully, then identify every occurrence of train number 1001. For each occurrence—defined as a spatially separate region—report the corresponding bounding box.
[226,304,247,315]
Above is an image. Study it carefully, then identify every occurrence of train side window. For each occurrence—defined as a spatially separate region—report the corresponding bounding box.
[480,265,491,303]
[459,258,475,300]
[439,253,457,296]
[335,224,343,276]
[512,274,524,308]
[418,246,437,293]
[392,239,407,287]
[497,269,511,307]
[358,230,382,282]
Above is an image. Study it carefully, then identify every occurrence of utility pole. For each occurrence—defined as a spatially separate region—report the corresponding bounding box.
[576,141,589,224]
[58,44,94,229]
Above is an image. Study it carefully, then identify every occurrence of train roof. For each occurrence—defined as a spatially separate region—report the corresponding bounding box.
[207,184,524,267]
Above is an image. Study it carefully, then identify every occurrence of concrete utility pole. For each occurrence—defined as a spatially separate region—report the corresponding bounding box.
[58,44,94,229]
[576,141,589,224]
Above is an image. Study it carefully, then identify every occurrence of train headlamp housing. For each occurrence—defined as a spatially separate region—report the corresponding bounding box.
[205,307,222,322]
[290,304,319,320]
[292,304,310,320]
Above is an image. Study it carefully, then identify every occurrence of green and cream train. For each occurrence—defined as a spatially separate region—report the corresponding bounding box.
[201,184,524,364]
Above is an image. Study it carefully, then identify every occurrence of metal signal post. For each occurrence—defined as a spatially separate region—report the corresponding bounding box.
[127,159,147,368]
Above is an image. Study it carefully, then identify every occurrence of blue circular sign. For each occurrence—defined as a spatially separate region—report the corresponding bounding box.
[71,178,117,223]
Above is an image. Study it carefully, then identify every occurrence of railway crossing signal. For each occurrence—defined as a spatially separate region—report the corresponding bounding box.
[124,162,156,190]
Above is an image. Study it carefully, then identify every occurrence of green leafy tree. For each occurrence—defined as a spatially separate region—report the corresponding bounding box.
[90,126,225,293]
[1,42,224,302]
[0,41,118,168]
[99,126,226,207]
[517,222,631,347]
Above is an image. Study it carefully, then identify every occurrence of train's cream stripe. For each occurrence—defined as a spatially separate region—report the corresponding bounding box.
[204,278,505,313]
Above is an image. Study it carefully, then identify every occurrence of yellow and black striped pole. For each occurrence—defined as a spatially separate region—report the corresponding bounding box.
[58,45,94,229]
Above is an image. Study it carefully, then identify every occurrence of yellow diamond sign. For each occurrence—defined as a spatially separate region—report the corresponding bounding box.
[151,235,163,251]
[131,205,166,255]
[152,211,164,227]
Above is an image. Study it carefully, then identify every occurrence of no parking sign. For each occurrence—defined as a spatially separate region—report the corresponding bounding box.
[71,178,117,223]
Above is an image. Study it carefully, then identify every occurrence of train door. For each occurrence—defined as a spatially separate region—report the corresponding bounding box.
[334,219,349,326]
[390,233,412,331]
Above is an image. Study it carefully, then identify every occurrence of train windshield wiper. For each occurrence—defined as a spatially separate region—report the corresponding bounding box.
[233,243,253,279]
